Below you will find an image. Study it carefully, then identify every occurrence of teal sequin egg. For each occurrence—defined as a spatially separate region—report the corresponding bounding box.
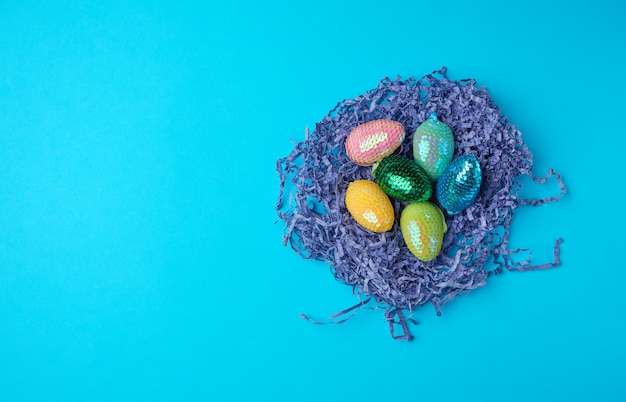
[412,112,455,180]
[372,155,432,202]
[436,155,482,215]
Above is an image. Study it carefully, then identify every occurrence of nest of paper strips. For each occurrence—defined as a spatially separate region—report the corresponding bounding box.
[275,67,565,341]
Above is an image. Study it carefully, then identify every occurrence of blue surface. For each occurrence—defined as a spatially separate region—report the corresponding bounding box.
[1,1,625,401]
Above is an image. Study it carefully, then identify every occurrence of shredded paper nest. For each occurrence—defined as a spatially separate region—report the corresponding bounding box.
[276,67,565,340]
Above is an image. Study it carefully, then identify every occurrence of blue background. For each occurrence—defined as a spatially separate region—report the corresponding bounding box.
[1,1,625,401]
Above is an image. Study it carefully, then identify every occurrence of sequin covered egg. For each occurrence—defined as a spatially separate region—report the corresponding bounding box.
[400,201,447,262]
[412,112,455,180]
[372,155,432,202]
[345,120,405,166]
[345,180,394,232]
[436,155,482,215]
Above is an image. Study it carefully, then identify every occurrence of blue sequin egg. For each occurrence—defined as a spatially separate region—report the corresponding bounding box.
[436,155,482,215]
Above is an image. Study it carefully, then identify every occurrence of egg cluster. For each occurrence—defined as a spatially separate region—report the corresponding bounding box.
[344,113,482,262]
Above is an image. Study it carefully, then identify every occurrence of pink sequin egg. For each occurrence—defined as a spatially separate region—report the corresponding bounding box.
[345,120,405,166]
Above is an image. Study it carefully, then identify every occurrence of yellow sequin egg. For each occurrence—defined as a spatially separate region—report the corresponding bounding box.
[400,201,447,262]
[345,180,394,232]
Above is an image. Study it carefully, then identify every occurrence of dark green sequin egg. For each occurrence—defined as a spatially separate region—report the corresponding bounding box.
[372,155,432,202]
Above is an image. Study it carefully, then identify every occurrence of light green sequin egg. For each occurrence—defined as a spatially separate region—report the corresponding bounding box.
[412,112,455,180]
[400,201,447,262]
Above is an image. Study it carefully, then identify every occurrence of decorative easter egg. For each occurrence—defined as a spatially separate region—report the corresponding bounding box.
[345,119,405,166]
[436,155,482,215]
[372,155,432,202]
[345,180,394,232]
[412,112,455,180]
[400,201,447,262]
